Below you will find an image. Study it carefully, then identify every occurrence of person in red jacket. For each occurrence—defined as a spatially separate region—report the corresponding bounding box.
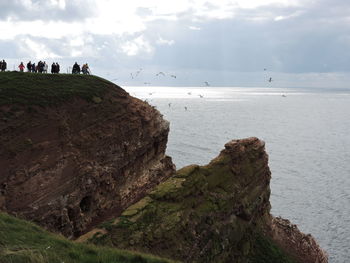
[18,62,25,72]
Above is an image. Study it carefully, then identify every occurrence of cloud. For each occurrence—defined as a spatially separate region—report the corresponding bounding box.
[0,0,349,87]
[156,37,174,46]
[121,35,153,56]
[188,26,201,30]
[0,0,96,22]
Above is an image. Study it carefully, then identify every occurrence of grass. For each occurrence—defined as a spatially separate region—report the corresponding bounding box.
[0,72,113,107]
[0,213,174,263]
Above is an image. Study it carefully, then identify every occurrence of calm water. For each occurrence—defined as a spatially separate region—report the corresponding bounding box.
[124,86,350,263]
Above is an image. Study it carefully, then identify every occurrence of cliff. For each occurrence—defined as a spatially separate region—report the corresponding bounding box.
[85,138,328,263]
[0,72,327,262]
[0,72,175,238]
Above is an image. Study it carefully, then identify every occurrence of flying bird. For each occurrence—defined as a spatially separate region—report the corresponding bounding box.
[187,92,192,95]
[130,73,134,79]
[184,106,188,111]
[198,94,204,98]
[135,68,143,77]
[156,72,165,77]
[268,77,272,82]
[170,75,176,78]
[168,103,171,107]
[204,81,210,86]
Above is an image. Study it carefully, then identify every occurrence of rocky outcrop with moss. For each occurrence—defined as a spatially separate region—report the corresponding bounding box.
[86,138,328,263]
[0,72,175,238]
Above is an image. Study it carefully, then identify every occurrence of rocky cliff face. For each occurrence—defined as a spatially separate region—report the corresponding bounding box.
[0,74,175,238]
[85,138,328,263]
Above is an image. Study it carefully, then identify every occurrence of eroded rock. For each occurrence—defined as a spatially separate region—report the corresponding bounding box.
[0,80,175,238]
[86,137,328,263]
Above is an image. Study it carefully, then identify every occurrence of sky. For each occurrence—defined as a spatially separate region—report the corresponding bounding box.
[0,0,349,87]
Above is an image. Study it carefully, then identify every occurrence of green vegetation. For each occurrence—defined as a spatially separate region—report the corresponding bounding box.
[0,72,113,106]
[88,146,296,263]
[0,213,174,263]
[249,234,296,263]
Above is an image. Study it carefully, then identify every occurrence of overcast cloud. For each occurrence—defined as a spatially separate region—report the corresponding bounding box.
[0,0,349,87]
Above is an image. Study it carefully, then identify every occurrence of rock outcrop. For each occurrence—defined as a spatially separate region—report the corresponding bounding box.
[0,73,175,238]
[85,138,328,263]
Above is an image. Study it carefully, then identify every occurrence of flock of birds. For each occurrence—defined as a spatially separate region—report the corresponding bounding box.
[123,68,275,87]
[114,68,213,88]
[113,68,285,112]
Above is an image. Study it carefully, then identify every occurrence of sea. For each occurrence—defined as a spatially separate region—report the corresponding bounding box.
[123,86,349,263]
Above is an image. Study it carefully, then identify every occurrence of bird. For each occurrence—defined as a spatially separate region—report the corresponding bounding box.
[156,72,165,77]
[130,73,134,79]
[282,94,287,97]
[144,82,151,85]
[184,106,188,111]
[168,103,171,107]
[264,68,267,71]
[170,74,176,78]
[135,68,143,77]
[198,94,204,98]
[187,92,192,95]
[268,77,272,82]
[204,81,210,86]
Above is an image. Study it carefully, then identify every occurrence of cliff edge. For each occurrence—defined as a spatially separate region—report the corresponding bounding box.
[85,138,328,263]
[0,72,175,238]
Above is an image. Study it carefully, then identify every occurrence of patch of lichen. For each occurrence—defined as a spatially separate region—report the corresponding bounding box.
[88,148,292,262]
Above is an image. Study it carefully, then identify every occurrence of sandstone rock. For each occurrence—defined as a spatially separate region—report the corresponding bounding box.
[0,76,175,238]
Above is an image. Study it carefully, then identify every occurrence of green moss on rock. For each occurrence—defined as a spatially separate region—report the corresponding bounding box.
[88,138,295,262]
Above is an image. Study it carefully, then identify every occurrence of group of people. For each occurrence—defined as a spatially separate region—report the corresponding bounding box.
[72,62,90,75]
[1,60,90,75]
[20,61,57,73]
[0,60,7,72]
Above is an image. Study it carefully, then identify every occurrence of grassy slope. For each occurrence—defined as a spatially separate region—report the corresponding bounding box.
[0,72,113,106]
[0,213,174,263]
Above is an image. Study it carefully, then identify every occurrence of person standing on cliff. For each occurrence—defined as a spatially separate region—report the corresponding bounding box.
[27,61,32,72]
[1,60,7,72]
[18,62,25,72]
[72,62,80,74]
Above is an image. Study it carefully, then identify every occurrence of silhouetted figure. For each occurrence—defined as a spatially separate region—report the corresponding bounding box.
[51,63,56,74]
[38,61,44,73]
[72,62,80,74]
[27,61,32,72]
[56,62,60,73]
[1,60,7,72]
[31,63,36,73]
[18,62,25,72]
